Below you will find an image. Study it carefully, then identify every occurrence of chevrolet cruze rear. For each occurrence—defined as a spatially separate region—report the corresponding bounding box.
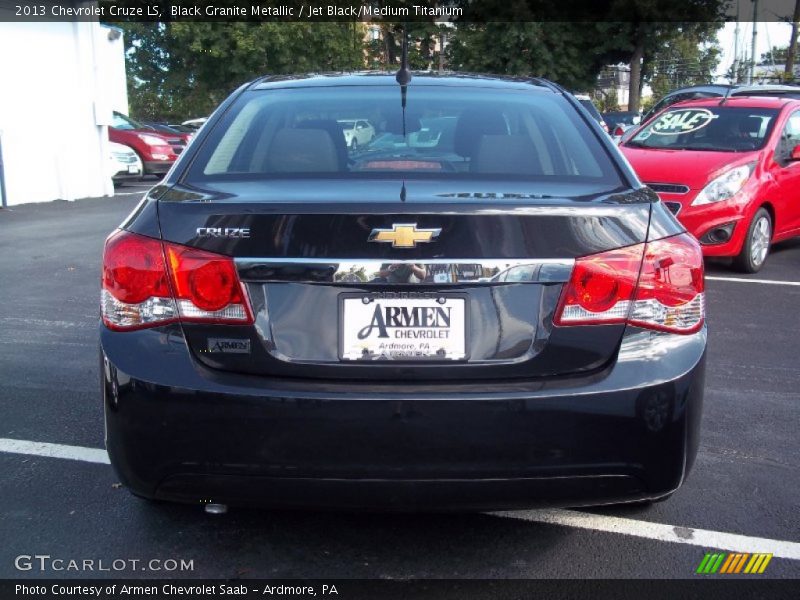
[101,74,706,510]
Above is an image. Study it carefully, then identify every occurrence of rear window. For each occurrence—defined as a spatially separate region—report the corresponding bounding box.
[627,106,780,152]
[185,86,621,184]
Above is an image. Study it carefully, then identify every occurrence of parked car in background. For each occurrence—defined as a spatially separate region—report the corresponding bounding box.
[167,123,196,134]
[337,119,375,149]
[603,111,641,141]
[109,112,178,176]
[621,96,800,272]
[640,83,800,127]
[107,142,142,185]
[182,117,208,130]
[141,121,194,145]
[574,94,609,133]
[101,73,707,511]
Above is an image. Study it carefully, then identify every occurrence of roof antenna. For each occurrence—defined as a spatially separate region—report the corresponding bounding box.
[396,25,412,137]
[719,85,734,106]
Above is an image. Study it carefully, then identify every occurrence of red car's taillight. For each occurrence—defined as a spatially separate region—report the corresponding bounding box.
[554,233,705,334]
[102,230,253,331]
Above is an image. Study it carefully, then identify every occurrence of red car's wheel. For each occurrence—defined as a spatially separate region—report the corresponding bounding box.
[734,207,772,273]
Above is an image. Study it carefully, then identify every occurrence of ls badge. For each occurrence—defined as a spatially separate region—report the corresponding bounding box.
[368,223,441,248]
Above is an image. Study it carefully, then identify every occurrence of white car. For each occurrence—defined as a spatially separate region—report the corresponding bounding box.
[108,142,143,185]
[337,119,375,149]
[182,117,208,131]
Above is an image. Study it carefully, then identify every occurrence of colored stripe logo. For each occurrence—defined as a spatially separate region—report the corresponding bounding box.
[696,552,773,574]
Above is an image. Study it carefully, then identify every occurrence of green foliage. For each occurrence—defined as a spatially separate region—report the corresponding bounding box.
[646,24,722,100]
[760,46,789,65]
[447,23,620,91]
[594,92,620,113]
[118,6,727,120]
[365,22,446,71]
[724,58,754,84]
[640,95,657,113]
[120,22,365,121]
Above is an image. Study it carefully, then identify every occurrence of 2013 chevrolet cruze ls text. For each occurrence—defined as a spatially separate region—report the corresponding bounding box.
[101,73,707,510]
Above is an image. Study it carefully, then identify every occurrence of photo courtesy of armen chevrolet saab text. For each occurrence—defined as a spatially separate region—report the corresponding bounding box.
[100,70,707,511]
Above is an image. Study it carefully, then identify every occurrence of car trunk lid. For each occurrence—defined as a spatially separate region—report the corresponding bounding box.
[156,180,652,381]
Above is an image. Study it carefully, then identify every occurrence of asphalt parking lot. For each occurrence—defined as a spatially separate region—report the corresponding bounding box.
[0,186,798,580]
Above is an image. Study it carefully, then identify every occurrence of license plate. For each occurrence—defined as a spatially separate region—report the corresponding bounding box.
[340,294,466,361]
[128,165,140,174]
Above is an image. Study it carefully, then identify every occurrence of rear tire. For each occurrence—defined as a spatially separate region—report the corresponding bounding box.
[733,208,771,273]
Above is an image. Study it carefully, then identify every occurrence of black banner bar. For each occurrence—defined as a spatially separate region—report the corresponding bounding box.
[2,579,799,600]
[1,0,800,23]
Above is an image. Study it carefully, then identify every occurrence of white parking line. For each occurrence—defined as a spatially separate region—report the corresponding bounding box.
[706,276,800,287]
[2,437,799,559]
[491,510,800,560]
[0,438,109,465]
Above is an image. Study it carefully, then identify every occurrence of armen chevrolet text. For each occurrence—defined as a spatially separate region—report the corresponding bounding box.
[100,73,707,510]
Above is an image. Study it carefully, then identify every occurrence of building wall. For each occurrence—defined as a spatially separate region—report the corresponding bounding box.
[0,22,128,206]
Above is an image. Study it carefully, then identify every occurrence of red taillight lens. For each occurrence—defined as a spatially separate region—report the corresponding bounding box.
[555,246,642,324]
[101,230,252,330]
[614,126,625,136]
[555,233,705,334]
[164,243,252,323]
[628,234,705,333]
[102,230,170,304]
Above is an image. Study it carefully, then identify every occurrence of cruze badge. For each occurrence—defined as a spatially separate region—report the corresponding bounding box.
[368,223,441,248]
[196,227,250,239]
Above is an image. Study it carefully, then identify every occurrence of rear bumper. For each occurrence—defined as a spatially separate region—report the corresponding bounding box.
[101,325,706,510]
[112,171,142,183]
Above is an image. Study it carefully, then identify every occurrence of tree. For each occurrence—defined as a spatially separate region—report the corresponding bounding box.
[593,1,725,112]
[119,22,366,120]
[760,46,789,65]
[366,22,446,71]
[646,24,722,101]
[447,22,623,91]
[786,0,800,80]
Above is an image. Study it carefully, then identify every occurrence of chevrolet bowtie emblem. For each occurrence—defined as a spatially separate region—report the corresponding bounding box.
[368,223,441,248]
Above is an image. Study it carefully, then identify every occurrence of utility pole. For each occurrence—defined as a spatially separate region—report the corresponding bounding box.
[748,0,759,84]
[438,30,445,73]
[732,0,741,83]
[785,0,800,81]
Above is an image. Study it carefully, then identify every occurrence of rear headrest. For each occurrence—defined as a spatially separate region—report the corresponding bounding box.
[473,135,541,175]
[297,119,348,170]
[265,129,339,173]
[454,109,508,158]
[740,116,762,136]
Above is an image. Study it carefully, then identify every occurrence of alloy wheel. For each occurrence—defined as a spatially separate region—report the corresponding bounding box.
[750,215,771,267]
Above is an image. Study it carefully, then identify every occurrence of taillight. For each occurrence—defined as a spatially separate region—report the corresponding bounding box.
[628,234,705,333]
[101,230,252,331]
[555,233,705,334]
[164,244,252,323]
[614,125,625,137]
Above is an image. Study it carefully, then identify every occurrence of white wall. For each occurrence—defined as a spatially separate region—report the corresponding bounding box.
[0,22,128,206]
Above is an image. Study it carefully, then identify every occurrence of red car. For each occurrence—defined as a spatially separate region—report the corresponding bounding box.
[109,112,179,176]
[621,96,800,272]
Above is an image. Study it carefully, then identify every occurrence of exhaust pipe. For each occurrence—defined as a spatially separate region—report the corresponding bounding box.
[204,503,228,515]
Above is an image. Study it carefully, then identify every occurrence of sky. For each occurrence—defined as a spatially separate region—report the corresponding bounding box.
[714,21,794,81]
